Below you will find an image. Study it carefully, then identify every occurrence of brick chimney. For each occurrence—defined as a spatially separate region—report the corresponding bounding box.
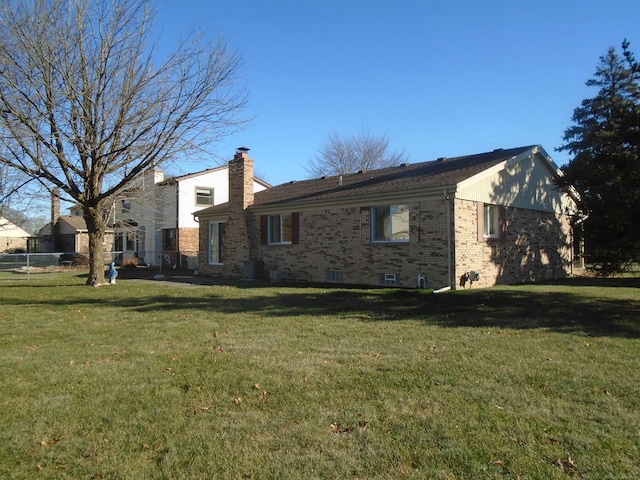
[51,188,61,225]
[228,147,254,211]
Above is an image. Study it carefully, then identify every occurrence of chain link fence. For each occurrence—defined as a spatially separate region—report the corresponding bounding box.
[0,250,198,281]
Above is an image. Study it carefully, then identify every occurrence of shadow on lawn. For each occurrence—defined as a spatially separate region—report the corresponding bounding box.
[4,274,640,338]
[122,278,640,338]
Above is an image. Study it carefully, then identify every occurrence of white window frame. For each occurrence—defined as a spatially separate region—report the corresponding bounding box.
[371,204,410,243]
[484,204,500,239]
[208,221,225,264]
[196,187,214,206]
[268,214,292,245]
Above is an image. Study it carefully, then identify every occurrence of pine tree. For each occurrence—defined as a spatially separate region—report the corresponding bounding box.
[557,40,640,276]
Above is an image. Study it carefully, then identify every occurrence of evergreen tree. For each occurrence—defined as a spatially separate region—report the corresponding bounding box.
[557,40,640,276]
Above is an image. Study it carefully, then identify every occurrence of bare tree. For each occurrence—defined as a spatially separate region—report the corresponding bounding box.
[306,126,408,178]
[0,0,248,285]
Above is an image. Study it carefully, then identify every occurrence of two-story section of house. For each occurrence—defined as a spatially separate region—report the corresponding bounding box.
[114,159,269,268]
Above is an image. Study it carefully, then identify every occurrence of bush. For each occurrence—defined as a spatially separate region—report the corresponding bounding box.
[121,256,139,268]
[60,253,89,266]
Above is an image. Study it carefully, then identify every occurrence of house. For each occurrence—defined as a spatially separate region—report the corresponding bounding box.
[195,145,578,289]
[0,216,31,252]
[37,190,114,254]
[113,162,269,268]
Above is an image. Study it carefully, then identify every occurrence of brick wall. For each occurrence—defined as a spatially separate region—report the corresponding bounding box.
[197,151,258,277]
[453,198,572,288]
[178,227,198,252]
[255,200,452,288]
[197,192,573,289]
[199,198,453,288]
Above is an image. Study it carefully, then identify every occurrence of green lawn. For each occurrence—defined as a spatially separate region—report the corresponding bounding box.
[1,272,639,479]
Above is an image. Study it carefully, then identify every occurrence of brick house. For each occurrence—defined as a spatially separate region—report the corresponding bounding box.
[38,190,114,254]
[0,216,31,252]
[113,164,269,268]
[195,146,577,289]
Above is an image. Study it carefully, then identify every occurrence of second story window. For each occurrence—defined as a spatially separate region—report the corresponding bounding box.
[196,187,213,205]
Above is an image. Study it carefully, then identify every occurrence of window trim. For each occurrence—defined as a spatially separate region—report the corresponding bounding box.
[484,204,500,239]
[371,204,410,243]
[478,203,505,242]
[195,186,214,206]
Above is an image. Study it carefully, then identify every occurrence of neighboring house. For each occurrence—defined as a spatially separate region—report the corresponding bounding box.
[0,216,31,252]
[195,146,578,289]
[38,190,114,254]
[114,161,269,268]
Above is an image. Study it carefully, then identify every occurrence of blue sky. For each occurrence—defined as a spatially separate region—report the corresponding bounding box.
[155,0,640,186]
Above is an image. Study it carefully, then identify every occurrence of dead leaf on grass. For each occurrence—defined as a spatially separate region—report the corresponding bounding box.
[554,456,577,473]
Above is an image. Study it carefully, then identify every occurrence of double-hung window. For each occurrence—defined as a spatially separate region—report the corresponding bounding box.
[268,214,292,244]
[208,221,225,264]
[371,204,409,242]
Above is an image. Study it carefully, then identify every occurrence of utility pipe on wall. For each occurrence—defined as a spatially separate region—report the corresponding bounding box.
[445,189,453,289]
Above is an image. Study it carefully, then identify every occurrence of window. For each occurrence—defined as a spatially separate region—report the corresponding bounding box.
[114,230,136,251]
[484,204,500,239]
[208,221,225,264]
[162,228,176,251]
[195,187,214,205]
[260,213,299,245]
[121,199,131,212]
[268,214,292,244]
[371,204,409,242]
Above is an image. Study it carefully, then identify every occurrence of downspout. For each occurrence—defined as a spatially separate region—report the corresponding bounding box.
[434,190,453,294]
[446,189,453,288]
[175,184,180,268]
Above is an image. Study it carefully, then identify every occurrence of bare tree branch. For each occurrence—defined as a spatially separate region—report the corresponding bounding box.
[305,125,408,178]
[0,0,249,285]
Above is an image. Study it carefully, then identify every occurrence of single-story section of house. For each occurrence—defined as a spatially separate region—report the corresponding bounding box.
[0,216,31,252]
[194,145,578,289]
[37,190,114,255]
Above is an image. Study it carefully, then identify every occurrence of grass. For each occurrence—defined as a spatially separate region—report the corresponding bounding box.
[1,271,639,479]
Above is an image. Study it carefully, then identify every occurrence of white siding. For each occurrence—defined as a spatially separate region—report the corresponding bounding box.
[457,151,571,214]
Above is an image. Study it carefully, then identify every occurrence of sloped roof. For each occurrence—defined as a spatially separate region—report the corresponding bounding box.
[159,164,271,189]
[197,146,536,216]
[0,216,31,237]
[59,215,88,231]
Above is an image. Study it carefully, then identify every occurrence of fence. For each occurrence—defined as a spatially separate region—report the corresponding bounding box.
[0,250,198,281]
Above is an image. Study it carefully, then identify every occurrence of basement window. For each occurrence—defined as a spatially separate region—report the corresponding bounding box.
[325,271,343,284]
[379,273,399,286]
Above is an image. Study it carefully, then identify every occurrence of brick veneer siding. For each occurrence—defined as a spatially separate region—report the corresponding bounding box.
[259,199,452,288]
[199,198,453,288]
[453,198,572,287]
[198,197,573,289]
[197,152,259,277]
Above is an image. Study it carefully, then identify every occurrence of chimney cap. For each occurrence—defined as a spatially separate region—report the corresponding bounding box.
[236,146,250,153]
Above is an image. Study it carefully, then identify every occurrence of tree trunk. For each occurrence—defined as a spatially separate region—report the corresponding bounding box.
[84,207,107,286]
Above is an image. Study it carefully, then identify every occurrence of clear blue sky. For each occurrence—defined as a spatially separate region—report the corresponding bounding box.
[155,0,640,186]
